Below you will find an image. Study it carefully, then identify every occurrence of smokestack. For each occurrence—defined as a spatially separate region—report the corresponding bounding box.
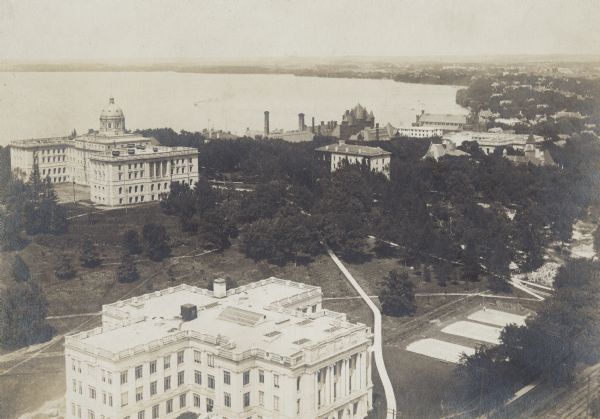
[311,117,315,133]
[376,123,380,141]
[298,113,305,131]
[264,111,270,136]
[213,278,227,298]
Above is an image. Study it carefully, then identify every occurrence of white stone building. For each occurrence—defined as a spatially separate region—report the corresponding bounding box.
[315,141,391,179]
[65,278,373,419]
[10,98,199,206]
[396,126,444,139]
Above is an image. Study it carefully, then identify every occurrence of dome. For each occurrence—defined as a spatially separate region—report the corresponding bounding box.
[100,97,124,118]
[99,97,126,135]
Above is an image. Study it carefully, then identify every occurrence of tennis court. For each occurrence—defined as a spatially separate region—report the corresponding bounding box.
[467,308,527,327]
[441,320,503,344]
[406,338,476,364]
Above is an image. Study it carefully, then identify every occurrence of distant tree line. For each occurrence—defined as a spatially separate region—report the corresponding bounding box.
[158,133,600,290]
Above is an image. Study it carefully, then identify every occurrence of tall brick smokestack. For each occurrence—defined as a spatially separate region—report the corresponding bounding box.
[264,111,270,136]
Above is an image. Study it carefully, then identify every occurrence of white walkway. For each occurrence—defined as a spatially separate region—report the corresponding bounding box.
[326,246,398,419]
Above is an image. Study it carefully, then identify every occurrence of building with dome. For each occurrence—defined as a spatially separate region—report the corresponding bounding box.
[10,98,199,206]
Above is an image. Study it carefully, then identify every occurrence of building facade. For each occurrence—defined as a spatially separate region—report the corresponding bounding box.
[10,98,198,206]
[414,111,468,133]
[65,278,373,419]
[396,126,444,139]
[316,141,391,179]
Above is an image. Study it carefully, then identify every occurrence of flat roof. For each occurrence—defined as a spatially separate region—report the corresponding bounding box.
[69,278,369,362]
[316,143,391,157]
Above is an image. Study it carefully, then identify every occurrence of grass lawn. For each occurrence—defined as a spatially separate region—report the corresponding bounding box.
[0,202,520,418]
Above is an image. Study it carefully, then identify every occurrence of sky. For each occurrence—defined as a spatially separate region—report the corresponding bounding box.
[0,0,599,62]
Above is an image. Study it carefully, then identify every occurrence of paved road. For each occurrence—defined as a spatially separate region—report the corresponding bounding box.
[326,246,398,419]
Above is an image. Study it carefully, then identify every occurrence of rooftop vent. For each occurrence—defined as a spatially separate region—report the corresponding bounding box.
[112,150,120,157]
[127,149,135,155]
[181,304,197,322]
[324,326,340,333]
[213,278,227,298]
[293,338,311,345]
[296,319,313,326]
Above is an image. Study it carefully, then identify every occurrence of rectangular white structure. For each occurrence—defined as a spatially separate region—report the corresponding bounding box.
[65,278,373,419]
[406,338,476,364]
[441,321,503,345]
[467,309,527,328]
[10,98,199,207]
[315,141,391,179]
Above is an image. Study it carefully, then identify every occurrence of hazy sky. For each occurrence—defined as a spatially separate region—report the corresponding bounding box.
[0,0,599,62]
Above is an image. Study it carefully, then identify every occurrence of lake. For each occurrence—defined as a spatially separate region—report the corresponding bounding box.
[0,72,467,145]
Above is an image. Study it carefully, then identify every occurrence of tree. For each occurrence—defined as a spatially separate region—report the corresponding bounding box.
[117,254,140,283]
[122,229,142,255]
[379,270,417,316]
[11,254,30,282]
[462,240,481,282]
[55,255,76,280]
[80,236,101,267]
[0,280,51,348]
[142,223,171,261]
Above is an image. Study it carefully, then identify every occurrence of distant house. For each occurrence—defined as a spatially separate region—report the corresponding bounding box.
[505,137,556,167]
[422,140,470,161]
[351,123,396,141]
[444,131,544,155]
[396,125,444,138]
[316,140,391,179]
[414,111,468,132]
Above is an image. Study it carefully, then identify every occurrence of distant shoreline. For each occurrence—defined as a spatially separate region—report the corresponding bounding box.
[0,65,470,87]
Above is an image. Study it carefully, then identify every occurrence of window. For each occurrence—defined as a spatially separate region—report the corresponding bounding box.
[243,392,250,408]
[150,381,157,396]
[194,350,201,363]
[150,360,157,374]
[108,393,113,407]
[166,399,173,414]
[177,350,184,365]
[72,379,77,392]
[259,370,264,384]
[163,355,170,370]
[135,365,143,379]
[136,386,143,402]
[353,401,359,415]
[102,392,106,404]
[274,395,280,411]
[243,370,250,385]
[107,372,112,385]
[89,386,96,399]
[224,392,231,407]
[207,353,214,367]
[164,376,171,391]
[206,398,214,412]
[208,374,215,389]
[297,398,301,414]
[179,393,186,408]
[259,391,264,406]
[223,370,230,385]
[177,371,184,386]
[274,374,279,388]
[194,370,202,385]
[88,410,95,419]
[137,411,144,419]
[151,405,159,419]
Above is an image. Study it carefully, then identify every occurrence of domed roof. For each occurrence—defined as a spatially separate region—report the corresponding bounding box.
[100,97,124,118]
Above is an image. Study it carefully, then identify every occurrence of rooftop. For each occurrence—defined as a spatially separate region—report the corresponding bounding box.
[316,142,391,157]
[89,145,198,162]
[66,278,370,365]
[419,113,468,125]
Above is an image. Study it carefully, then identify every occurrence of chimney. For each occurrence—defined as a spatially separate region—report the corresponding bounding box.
[298,113,305,131]
[376,123,380,141]
[181,304,198,321]
[264,111,270,136]
[311,117,315,133]
[213,278,227,298]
